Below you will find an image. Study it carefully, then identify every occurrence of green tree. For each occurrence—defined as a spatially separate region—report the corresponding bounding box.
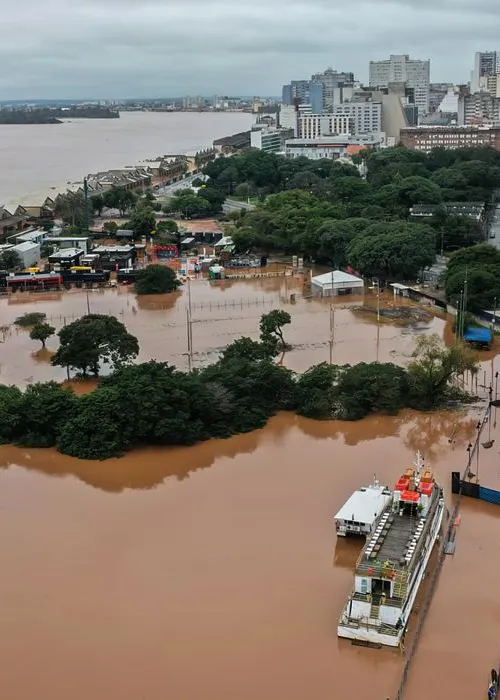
[55,192,89,228]
[347,224,435,279]
[29,322,55,348]
[102,221,118,237]
[102,187,138,216]
[221,337,270,362]
[14,312,47,327]
[0,385,22,444]
[0,249,22,271]
[92,194,105,216]
[336,363,409,420]
[259,310,292,352]
[57,387,131,459]
[51,314,139,377]
[170,192,211,218]
[14,382,77,447]
[407,334,478,409]
[135,264,181,295]
[444,244,500,312]
[295,363,342,419]
[128,205,156,239]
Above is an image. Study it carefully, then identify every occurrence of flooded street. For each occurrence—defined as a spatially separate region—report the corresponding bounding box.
[1,278,500,699]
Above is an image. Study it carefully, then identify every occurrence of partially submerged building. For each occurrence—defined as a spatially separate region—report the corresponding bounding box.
[311,270,364,297]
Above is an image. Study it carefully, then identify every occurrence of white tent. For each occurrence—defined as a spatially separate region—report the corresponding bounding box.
[311,270,364,297]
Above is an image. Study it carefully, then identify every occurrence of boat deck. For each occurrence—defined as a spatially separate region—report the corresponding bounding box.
[376,514,417,564]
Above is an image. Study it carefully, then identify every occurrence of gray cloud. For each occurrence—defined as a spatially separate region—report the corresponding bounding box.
[1,0,500,98]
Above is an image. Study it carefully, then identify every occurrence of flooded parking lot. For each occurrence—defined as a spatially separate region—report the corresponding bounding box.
[0,278,499,700]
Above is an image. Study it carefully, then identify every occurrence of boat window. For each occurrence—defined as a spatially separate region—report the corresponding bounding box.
[360,578,368,594]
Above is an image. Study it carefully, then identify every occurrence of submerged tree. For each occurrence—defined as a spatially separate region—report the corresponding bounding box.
[259,310,292,354]
[51,314,139,377]
[135,265,181,295]
[407,334,478,409]
[29,322,55,348]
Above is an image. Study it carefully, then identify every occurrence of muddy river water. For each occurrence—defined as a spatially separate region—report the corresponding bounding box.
[0,277,499,700]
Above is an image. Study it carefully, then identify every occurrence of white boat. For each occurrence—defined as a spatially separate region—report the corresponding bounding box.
[337,452,445,648]
[334,478,392,538]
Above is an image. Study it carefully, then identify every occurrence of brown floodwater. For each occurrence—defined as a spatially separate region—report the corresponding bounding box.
[1,279,500,700]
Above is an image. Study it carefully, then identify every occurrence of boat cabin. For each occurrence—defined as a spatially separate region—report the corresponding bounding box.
[335,480,392,537]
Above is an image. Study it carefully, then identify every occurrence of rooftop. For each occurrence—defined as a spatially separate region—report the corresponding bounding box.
[12,241,40,252]
[312,270,363,286]
[49,248,84,259]
[335,485,392,525]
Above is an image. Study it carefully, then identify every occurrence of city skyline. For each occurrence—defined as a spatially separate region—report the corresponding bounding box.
[1,0,500,99]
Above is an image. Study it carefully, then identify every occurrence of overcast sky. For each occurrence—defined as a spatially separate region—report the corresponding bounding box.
[2,0,500,99]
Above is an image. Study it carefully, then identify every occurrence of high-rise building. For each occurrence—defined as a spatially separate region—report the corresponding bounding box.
[470,51,500,93]
[369,55,430,116]
[310,68,355,111]
[281,80,323,114]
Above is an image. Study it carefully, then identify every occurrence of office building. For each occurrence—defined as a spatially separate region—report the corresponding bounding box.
[333,100,382,134]
[250,126,282,152]
[281,80,323,113]
[369,55,430,115]
[250,125,288,153]
[298,114,352,139]
[311,67,356,111]
[400,125,500,152]
[471,51,500,94]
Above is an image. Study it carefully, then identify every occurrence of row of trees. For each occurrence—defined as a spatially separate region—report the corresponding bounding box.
[444,243,500,312]
[0,313,477,460]
[201,146,500,280]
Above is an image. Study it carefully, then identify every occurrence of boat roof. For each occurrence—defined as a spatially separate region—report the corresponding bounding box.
[335,485,391,525]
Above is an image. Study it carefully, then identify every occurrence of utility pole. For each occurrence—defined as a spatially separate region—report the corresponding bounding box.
[86,289,91,315]
[84,177,90,233]
[329,303,335,364]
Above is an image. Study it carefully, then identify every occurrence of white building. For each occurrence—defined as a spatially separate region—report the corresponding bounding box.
[12,241,40,268]
[311,270,364,297]
[333,101,382,134]
[279,105,298,136]
[285,134,383,161]
[298,114,352,139]
[471,51,500,94]
[369,55,430,116]
[250,126,283,153]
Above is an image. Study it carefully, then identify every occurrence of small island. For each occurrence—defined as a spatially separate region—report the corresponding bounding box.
[0,105,120,124]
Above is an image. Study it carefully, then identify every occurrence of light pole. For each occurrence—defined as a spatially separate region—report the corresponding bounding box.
[369,279,381,362]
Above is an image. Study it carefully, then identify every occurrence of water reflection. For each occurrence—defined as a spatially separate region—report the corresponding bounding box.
[0,409,482,494]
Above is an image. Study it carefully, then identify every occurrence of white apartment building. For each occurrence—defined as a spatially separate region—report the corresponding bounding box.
[298,114,352,139]
[369,55,430,115]
[332,101,382,134]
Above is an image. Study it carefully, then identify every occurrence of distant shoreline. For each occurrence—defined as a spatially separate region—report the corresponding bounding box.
[0,106,119,125]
